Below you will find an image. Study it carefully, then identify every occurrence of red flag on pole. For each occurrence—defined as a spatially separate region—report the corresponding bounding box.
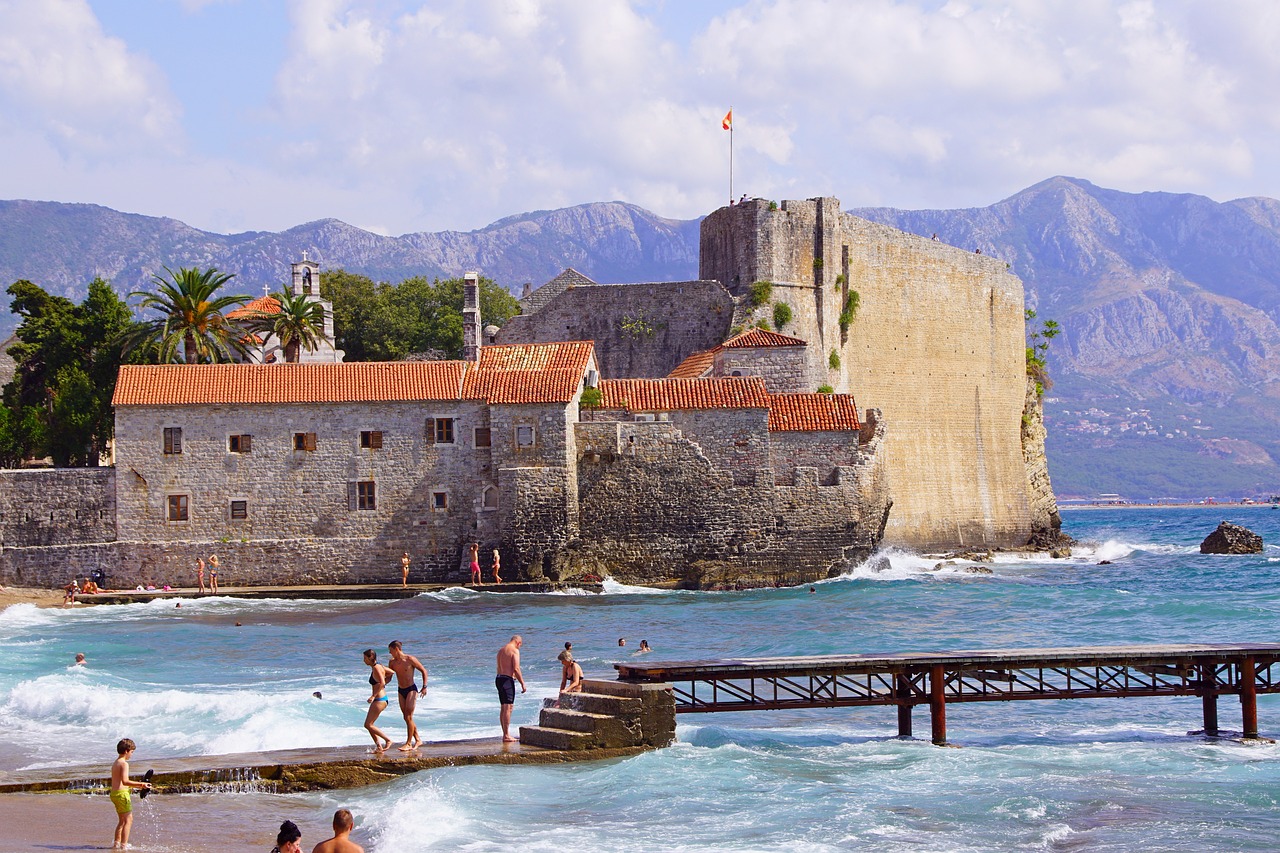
[722,109,733,131]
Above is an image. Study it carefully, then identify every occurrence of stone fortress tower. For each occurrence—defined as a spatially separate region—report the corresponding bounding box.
[700,198,1044,551]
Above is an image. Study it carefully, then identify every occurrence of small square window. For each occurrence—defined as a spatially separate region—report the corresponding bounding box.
[432,491,448,510]
[294,432,317,451]
[350,480,376,510]
[474,427,492,448]
[360,430,383,449]
[167,494,188,522]
[515,425,535,448]
[163,427,182,455]
[429,418,455,444]
[228,434,252,453]
[230,500,248,520]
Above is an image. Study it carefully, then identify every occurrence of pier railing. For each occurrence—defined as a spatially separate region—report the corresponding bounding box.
[615,643,1280,744]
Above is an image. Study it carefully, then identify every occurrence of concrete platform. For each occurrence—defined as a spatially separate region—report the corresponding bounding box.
[0,737,652,795]
[77,580,603,605]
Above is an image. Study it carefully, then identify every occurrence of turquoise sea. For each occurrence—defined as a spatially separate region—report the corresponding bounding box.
[2,506,1279,850]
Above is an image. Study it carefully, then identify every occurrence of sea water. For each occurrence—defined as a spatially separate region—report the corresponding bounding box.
[2,506,1279,850]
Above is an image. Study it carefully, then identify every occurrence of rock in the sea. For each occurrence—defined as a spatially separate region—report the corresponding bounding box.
[963,565,993,574]
[1199,521,1264,555]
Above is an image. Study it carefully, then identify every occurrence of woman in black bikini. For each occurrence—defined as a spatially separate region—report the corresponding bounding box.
[362,649,393,752]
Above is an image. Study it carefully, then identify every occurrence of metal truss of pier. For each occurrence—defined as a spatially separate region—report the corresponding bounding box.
[614,643,1280,745]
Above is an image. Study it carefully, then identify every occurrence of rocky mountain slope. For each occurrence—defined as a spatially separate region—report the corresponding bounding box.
[6,177,1280,499]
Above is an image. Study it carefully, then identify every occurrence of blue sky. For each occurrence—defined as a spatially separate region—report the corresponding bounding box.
[2,1,1279,235]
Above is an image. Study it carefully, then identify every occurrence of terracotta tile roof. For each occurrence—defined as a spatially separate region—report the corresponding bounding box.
[463,368,581,404]
[477,341,594,374]
[767,394,861,431]
[112,362,468,406]
[227,295,281,319]
[721,328,807,348]
[667,349,716,379]
[599,377,769,410]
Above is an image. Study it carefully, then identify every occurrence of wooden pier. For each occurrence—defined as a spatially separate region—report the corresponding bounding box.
[615,643,1280,745]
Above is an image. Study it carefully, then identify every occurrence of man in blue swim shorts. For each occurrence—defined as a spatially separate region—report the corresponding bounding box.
[495,635,527,742]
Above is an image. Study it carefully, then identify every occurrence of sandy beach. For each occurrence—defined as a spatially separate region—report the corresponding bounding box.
[0,586,62,610]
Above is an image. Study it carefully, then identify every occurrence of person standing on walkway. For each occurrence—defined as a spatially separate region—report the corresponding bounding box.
[362,650,393,752]
[208,554,220,594]
[496,635,527,742]
[491,548,502,584]
[400,552,411,588]
[387,640,427,750]
[196,557,206,594]
[468,542,481,585]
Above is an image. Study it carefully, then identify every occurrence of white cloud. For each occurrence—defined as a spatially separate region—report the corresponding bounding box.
[0,0,181,154]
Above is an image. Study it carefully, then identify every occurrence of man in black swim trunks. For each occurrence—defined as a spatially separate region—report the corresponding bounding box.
[495,635,527,742]
[387,640,428,750]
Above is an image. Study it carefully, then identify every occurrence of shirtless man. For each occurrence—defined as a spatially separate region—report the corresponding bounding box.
[468,542,481,585]
[496,635,527,742]
[400,552,411,588]
[387,640,427,750]
[311,808,363,853]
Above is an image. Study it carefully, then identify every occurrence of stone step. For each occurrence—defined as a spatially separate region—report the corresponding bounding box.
[517,725,599,751]
[539,707,643,744]
[557,690,642,718]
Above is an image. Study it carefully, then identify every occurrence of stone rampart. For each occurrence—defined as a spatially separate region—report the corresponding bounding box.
[0,468,115,547]
[701,198,1036,551]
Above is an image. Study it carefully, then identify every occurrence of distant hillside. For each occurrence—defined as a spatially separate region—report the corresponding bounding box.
[8,178,1280,500]
[0,199,700,335]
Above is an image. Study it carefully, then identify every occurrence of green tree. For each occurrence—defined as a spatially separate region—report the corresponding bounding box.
[320,269,382,362]
[1025,308,1062,396]
[2,277,134,465]
[250,292,326,362]
[129,266,249,364]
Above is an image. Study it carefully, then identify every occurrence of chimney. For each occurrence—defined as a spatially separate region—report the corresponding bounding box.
[463,271,482,362]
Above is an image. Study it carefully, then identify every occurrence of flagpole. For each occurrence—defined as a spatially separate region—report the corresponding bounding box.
[729,106,734,204]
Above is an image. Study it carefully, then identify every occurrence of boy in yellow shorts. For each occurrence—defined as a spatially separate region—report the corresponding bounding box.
[109,738,151,849]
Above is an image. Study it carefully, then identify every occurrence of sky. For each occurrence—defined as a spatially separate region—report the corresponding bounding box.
[2,0,1280,236]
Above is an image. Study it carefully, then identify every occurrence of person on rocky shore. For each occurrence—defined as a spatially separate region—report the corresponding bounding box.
[387,640,427,750]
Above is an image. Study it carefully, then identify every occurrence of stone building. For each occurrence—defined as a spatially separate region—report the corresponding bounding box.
[503,196,1057,552]
[227,258,345,364]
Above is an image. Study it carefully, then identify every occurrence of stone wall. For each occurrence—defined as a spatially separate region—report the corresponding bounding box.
[714,345,810,393]
[496,281,736,378]
[701,198,1033,551]
[0,468,115,547]
[1022,376,1063,545]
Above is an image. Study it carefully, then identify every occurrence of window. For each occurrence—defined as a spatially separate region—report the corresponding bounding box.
[515,425,535,448]
[294,432,317,451]
[349,481,376,511]
[230,500,248,520]
[474,427,492,448]
[427,418,455,444]
[482,486,498,510]
[167,494,188,522]
[360,430,383,449]
[432,491,448,510]
[163,427,182,455]
[228,434,252,453]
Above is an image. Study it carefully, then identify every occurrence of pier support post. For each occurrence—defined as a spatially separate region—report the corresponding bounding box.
[929,664,947,746]
[1199,663,1218,737]
[1240,656,1258,739]
[895,673,912,738]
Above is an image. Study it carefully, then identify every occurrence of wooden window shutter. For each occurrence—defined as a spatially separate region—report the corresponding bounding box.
[371,431,383,449]
[305,432,317,451]
[425,418,436,444]
[347,482,358,511]
[242,434,252,453]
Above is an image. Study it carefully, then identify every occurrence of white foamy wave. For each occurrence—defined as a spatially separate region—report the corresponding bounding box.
[838,548,999,581]
[601,577,679,595]
[415,587,481,602]
[362,776,472,849]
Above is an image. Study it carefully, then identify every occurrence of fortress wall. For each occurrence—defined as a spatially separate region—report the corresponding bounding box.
[702,199,1033,550]
[495,281,736,378]
[714,346,810,393]
[0,468,115,547]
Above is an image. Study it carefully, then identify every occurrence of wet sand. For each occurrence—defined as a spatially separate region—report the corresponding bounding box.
[0,790,366,851]
[0,586,62,610]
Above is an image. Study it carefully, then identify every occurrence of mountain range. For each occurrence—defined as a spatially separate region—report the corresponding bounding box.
[4,176,1280,501]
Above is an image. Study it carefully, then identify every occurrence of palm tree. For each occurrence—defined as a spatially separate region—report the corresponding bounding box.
[129,267,250,363]
[249,292,326,363]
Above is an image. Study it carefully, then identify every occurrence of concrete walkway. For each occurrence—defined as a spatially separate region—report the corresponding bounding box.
[0,737,651,794]
[78,580,603,604]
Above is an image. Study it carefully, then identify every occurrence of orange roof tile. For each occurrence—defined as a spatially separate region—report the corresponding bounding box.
[721,328,807,348]
[477,341,594,374]
[462,368,580,405]
[667,349,716,379]
[112,362,468,406]
[227,295,281,319]
[767,394,861,431]
[599,377,769,411]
